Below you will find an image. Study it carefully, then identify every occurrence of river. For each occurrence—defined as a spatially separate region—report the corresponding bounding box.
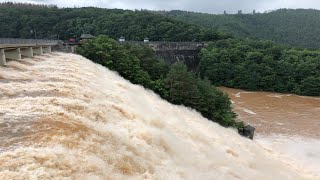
[220,87,320,176]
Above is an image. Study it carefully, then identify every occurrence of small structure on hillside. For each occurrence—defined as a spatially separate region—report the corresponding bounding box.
[80,34,95,40]
[80,34,95,43]
[119,36,125,42]
[144,37,149,43]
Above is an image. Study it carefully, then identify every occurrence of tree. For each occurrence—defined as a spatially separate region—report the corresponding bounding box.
[0,4,228,42]
[198,38,320,96]
[298,77,320,96]
[166,63,202,107]
[164,9,320,49]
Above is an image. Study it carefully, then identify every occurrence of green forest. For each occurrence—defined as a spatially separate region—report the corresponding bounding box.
[0,2,227,42]
[76,35,242,128]
[162,9,320,49]
[198,39,320,96]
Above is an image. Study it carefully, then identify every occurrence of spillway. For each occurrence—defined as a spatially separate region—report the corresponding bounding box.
[0,53,317,179]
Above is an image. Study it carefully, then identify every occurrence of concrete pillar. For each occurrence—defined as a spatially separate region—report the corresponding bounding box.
[43,46,52,53]
[0,49,5,66]
[21,47,33,57]
[33,46,43,55]
[5,48,21,60]
[17,48,21,59]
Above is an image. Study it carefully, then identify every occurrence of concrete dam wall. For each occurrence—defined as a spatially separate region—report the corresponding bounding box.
[126,41,208,69]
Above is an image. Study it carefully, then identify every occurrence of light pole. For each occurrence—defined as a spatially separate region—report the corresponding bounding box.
[30,30,38,39]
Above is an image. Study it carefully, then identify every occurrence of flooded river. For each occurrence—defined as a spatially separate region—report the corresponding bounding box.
[220,87,320,138]
[220,87,320,175]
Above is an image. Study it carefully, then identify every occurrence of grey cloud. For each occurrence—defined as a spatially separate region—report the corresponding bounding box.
[2,0,320,13]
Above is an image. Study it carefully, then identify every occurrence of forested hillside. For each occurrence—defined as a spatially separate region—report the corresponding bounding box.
[0,2,227,41]
[199,39,320,96]
[163,9,320,49]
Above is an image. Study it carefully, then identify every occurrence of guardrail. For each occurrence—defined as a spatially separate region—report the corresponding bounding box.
[124,41,208,45]
[0,38,60,46]
[123,41,208,51]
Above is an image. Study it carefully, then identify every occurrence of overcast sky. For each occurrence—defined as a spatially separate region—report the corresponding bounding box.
[2,0,319,14]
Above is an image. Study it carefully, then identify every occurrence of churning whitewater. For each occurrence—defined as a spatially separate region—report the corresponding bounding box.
[0,53,317,179]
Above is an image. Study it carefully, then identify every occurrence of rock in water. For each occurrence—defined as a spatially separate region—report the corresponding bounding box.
[239,125,255,139]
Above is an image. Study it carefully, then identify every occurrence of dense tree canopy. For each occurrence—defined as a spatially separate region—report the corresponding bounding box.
[199,39,320,96]
[0,2,228,42]
[162,9,320,49]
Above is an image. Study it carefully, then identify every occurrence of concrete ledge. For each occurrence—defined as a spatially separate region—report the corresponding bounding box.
[0,49,5,66]
[33,46,43,55]
[5,48,21,60]
[21,47,33,57]
[43,46,51,53]
[0,44,58,66]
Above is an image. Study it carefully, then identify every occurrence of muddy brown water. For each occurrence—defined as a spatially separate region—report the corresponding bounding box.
[0,53,318,178]
[219,87,320,138]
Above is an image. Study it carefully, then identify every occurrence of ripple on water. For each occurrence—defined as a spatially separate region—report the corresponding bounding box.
[220,87,320,138]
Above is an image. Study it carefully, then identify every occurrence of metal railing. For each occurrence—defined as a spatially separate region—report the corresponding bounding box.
[122,41,208,51]
[124,41,207,45]
[0,38,60,46]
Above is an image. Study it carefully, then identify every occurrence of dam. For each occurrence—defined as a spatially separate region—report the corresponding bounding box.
[0,38,59,66]
[124,41,208,69]
[0,52,318,179]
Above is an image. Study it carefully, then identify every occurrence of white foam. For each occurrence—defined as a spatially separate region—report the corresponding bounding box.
[256,135,320,176]
[241,108,257,115]
[0,53,317,179]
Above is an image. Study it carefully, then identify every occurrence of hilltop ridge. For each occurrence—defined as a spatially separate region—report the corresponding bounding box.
[162,9,320,49]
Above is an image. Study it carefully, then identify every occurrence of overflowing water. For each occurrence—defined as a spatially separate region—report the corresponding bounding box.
[0,53,318,179]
